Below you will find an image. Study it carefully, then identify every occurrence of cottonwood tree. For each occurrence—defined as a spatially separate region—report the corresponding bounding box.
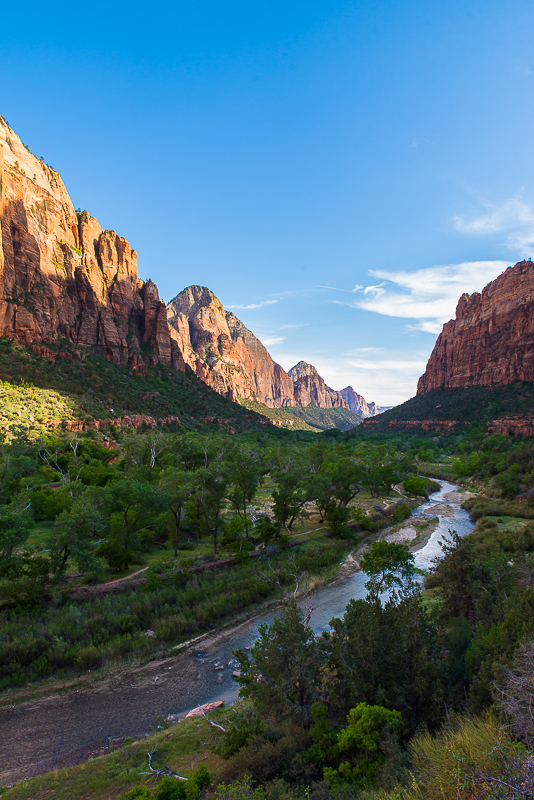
[360,541,417,604]
[158,468,195,556]
[194,464,229,557]
[97,479,165,570]
[47,491,107,576]
[227,444,266,540]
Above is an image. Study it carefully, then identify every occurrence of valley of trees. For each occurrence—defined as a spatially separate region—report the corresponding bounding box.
[2,419,534,799]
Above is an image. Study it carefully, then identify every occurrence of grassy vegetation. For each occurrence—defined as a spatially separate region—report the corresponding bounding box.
[0,540,348,691]
[238,399,320,431]
[0,338,266,434]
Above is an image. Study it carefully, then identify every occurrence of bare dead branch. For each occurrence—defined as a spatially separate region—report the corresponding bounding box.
[198,705,226,732]
[138,750,188,780]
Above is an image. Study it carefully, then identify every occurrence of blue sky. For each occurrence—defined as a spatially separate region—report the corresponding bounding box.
[2,0,534,404]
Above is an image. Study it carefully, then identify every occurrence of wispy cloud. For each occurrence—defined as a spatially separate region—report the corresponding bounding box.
[454,194,534,253]
[344,347,384,354]
[261,335,285,347]
[337,260,509,333]
[227,299,280,310]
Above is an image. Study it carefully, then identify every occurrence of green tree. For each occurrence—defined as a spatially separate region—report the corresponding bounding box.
[227,444,265,540]
[323,703,402,786]
[97,479,164,570]
[0,509,32,562]
[234,599,324,726]
[47,492,106,576]
[269,451,310,537]
[360,541,416,603]
[159,468,195,556]
[194,463,229,556]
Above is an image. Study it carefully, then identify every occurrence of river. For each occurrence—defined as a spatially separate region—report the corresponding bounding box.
[0,480,473,785]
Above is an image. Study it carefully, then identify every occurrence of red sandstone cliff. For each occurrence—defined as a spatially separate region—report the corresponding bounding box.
[0,118,183,371]
[166,286,296,407]
[417,261,534,394]
[288,361,347,409]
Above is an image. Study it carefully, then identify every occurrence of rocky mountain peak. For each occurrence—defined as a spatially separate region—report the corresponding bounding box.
[167,285,224,318]
[340,386,386,417]
[288,361,319,380]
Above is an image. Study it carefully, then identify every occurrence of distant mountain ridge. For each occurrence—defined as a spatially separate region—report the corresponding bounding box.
[288,361,346,409]
[166,287,379,414]
[340,385,390,417]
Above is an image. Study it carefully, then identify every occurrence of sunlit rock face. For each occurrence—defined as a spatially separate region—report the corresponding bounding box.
[417,261,534,394]
[167,286,297,407]
[0,118,183,371]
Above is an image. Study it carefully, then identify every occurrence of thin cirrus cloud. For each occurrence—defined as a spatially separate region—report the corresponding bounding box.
[261,335,286,347]
[226,299,280,310]
[453,195,534,254]
[334,260,510,334]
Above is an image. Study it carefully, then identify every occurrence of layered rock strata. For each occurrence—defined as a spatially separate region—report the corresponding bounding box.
[486,415,534,438]
[363,418,470,432]
[0,118,183,370]
[63,414,181,432]
[417,261,534,394]
[288,361,347,409]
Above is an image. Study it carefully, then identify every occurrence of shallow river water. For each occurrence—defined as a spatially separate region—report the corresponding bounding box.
[0,480,473,785]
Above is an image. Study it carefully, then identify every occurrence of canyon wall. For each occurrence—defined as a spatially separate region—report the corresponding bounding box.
[167,288,363,410]
[0,118,183,370]
[417,261,534,394]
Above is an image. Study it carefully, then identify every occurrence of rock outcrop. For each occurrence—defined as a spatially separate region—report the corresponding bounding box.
[417,261,534,394]
[486,415,534,438]
[363,418,470,432]
[166,288,359,410]
[288,362,347,409]
[0,118,184,371]
[63,414,181,432]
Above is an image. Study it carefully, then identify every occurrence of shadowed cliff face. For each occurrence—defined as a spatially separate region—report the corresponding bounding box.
[417,261,534,394]
[0,119,183,371]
